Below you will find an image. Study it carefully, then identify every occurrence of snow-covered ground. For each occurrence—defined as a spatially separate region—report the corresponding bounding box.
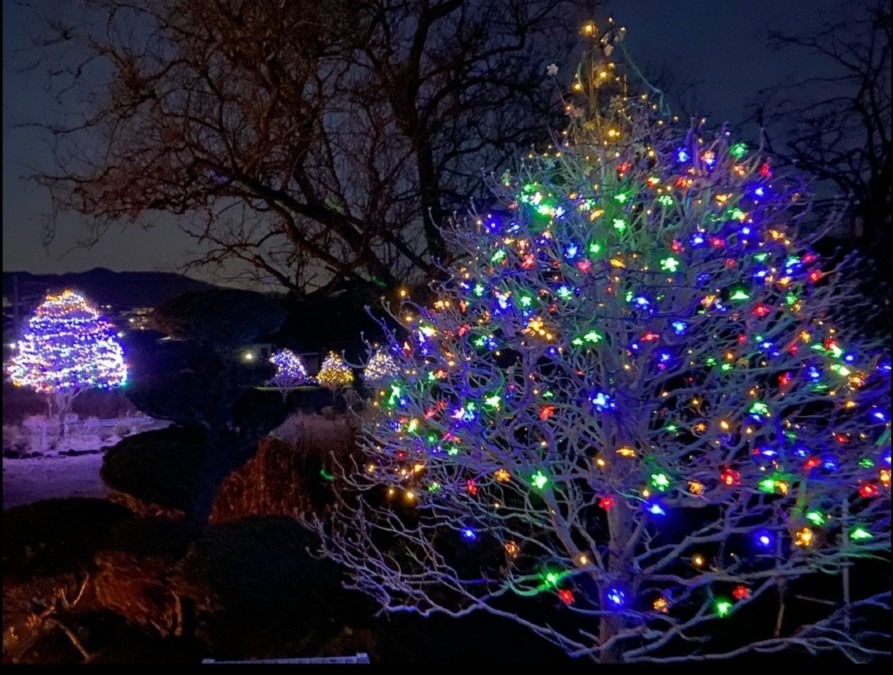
[2,451,109,510]
[2,412,353,511]
[2,416,170,511]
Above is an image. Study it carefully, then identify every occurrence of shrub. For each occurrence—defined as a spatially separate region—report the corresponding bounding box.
[101,427,207,512]
[211,412,361,523]
[172,516,358,659]
[2,498,134,579]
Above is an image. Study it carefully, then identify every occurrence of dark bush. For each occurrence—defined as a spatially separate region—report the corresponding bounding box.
[102,517,196,559]
[74,611,205,664]
[173,516,360,659]
[177,516,344,605]
[2,498,134,579]
[101,427,207,511]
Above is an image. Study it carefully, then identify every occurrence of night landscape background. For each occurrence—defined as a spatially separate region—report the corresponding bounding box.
[2,0,890,665]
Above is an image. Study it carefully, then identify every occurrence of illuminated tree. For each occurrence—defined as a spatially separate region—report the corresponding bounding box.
[7,289,128,428]
[362,347,399,386]
[317,352,354,390]
[268,348,309,400]
[314,23,891,664]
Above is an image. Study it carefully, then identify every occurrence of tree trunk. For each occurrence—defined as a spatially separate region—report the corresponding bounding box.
[599,497,637,663]
[416,143,448,265]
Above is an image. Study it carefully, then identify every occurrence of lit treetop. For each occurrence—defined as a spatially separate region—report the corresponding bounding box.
[317,351,354,388]
[363,346,399,385]
[269,348,308,388]
[7,289,128,396]
[317,19,892,664]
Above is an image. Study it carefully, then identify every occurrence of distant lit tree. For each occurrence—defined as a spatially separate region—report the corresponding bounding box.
[362,346,399,386]
[315,22,892,664]
[7,289,128,428]
[268,348,308,400]
[317,352,354,391]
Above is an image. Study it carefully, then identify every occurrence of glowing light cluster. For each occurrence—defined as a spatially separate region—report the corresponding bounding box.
[6,289,128,394]
[317,351,354,388]
[363,347,399,383]
[268,348,308,387]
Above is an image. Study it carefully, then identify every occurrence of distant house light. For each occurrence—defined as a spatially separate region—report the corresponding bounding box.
[242,351,255,362]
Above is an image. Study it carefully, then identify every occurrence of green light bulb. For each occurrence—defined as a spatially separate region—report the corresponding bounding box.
[660,257,680,272]
[806,511,825,526]
[850,527,873,541]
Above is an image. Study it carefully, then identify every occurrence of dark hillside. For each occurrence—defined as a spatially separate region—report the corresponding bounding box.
[3,269,224,311]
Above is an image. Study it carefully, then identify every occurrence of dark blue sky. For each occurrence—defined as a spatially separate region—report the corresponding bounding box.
[2,0,848,279]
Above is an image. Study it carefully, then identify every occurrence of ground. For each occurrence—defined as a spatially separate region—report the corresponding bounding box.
[2,452,109,510]
[2,415,169,511]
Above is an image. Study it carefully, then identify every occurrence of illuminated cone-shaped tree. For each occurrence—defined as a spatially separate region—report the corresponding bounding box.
[317,351,354,390]
[362,346,399,386]
[315,23,891,664]
[268,348,308,400]
[7,289,128,431]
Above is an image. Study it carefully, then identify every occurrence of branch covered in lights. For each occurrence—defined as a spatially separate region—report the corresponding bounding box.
[312,20,891,664]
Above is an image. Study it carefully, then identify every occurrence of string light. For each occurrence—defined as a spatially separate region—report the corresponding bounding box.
[363,347,399,383]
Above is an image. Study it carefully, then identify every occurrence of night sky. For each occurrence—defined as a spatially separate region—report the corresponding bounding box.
[2,0,848,280]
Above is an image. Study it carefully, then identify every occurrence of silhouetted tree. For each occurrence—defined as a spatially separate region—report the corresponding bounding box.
[123,289,290,529]
[752,0,891,311]
[25,0,586,296]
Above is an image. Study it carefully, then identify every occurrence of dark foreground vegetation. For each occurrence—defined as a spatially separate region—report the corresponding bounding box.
[2,375,578,664]
[5,407,887,664]
[2,489,576,663]
[3,280,889,663]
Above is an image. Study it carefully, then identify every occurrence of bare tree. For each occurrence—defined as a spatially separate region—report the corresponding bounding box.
[753,1,891,272]
[312,31,892,663]
[21,0,584,296]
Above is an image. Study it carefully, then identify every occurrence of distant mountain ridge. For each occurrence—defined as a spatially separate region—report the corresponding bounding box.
[3,268,224,310]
